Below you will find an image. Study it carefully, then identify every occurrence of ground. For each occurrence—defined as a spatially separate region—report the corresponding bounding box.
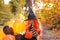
[39,27,60,40]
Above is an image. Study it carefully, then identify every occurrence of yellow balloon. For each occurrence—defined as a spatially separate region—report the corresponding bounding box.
[13,20,26,34]
[0,29,5,39]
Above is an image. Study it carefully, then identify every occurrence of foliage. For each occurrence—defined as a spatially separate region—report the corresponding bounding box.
[0,0,27,25]
[36,0,60,31]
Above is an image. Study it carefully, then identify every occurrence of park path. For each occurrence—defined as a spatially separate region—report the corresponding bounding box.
[40,27,60,40]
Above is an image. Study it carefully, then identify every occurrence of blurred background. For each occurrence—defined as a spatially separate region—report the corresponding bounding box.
[0,0,60,40]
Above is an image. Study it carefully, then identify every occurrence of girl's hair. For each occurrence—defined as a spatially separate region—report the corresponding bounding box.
[33,19,39,30]
[26,19,39,31]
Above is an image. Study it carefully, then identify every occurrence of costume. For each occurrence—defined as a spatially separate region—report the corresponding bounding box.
[21,7,41,40]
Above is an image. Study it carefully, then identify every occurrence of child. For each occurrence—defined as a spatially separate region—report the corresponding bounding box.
[23,7,42,40]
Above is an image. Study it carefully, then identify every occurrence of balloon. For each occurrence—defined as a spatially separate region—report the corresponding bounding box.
[13,20,26,34]
[25,31,32,39]
[3,35,15,40]
[3,26,14,35]
[0,29,5,39]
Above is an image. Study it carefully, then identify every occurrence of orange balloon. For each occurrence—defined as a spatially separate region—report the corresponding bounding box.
[25,31,33,39]
[3,35,15,40]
